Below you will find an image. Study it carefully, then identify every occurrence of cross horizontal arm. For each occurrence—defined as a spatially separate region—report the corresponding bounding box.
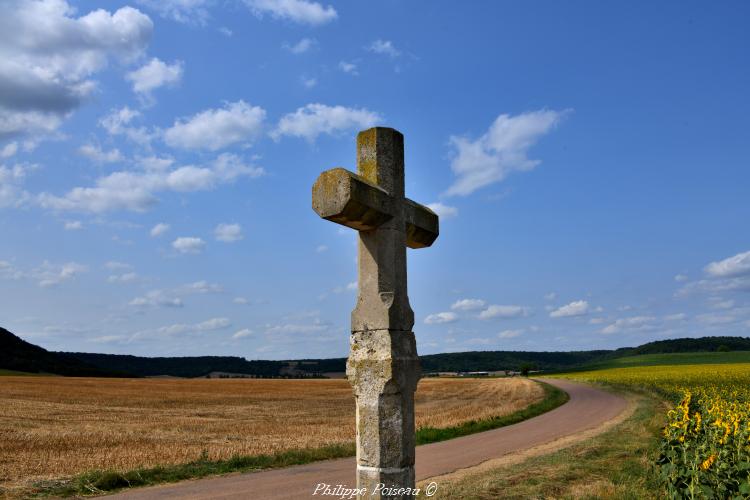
[403,200,439,249]
[312,168,394,231]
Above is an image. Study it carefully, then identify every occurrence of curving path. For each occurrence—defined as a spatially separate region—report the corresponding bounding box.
[106,379,627,500]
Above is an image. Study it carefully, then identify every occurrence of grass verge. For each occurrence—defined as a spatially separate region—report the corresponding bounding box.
[426,390,665,499]
[26,379,567,498]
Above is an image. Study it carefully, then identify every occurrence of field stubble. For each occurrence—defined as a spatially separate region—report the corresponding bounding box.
[0,376,542,491]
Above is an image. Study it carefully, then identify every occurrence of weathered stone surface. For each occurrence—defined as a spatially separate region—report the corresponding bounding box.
[311,127,438,499]
[312,168,394,231]
[404,199,439,249]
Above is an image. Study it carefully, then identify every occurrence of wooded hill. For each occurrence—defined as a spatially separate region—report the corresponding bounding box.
[2,326,749,378]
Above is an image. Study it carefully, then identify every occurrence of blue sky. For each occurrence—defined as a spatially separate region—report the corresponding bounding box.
[1,0,749,359]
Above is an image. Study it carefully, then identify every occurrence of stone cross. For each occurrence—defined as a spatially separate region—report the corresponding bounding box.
[312,127,439,499]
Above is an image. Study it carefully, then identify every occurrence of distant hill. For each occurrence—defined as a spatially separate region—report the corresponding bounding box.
[3,326,750,378]
[0,327,124,377]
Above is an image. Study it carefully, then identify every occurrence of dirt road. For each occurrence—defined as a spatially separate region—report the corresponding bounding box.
[106,378,627,499]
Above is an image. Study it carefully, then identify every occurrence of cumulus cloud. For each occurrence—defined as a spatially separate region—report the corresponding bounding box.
[498,329,523,339]
[444,109,568,197]
[549,300,590,318]
[705,250,750,278]
[283,38,316,54]
[126,57,183,96]
[33,261,86,288]
[427,202,458,219]
[338,61,358,75]
[0,162,33,208]
[107,272,137,283]
[272,103,381,142]
[129,289,183,308]
[78,144,123,164]
[38,153,263,213]
[178,280,223,294]
[451,298,486,311]
[0,0,153,139]
[232,328,253,339]
[63,220,82,230]
[600,316,656,335]
[165,101,266,151]
[479,305,528,320]
[156,317,231,336]
[1,142,18,158]
[150,222,170,237]
[243,0,337,25]
[215,223,243,242]
[674,273,689,282]
[367,39,400,57]
[99,107,153,145]
[424,312,458,324]
[172,236,205,254]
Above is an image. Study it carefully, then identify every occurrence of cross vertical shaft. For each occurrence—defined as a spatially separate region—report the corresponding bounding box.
[311,127,439,499]
[348,129,419,498]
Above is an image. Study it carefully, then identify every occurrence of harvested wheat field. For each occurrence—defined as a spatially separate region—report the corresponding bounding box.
[0,376,543,491]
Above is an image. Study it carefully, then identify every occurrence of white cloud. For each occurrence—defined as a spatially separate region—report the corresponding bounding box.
[99,107,153,145]
[64,220,83,230]
[34,261,86,288]
[157,317,231,336]
[451,298,486,311]
[0,162,33,208]
[136,0,212,24]
[589,317,606,325]
[710,299,736,310]
[674,273,689,282]
[219,26,232,36]
[129,289,183,308]
[424,312,458,324]
[78,144,123,164]
[479,305,528,320]
[164,101,266,151]
[126,58,183,95]
[332,281,357,294]
[272,103,381,142]
[0,0,153,139]
[107,272,137,283]
[215,223,243,242]
[316,244,328,253]
[233,297,250,305]
[90,335,129,344]
[367,39,400,57]
[498,329,523,339]
[150,223,170,237]
[445,109,568,197]
[549,300,590,318]
[427,202,458,219]
[705,250,750,278]
[544,292,557,300]
[264,322,328,335]
[284,38,316,54]
[172,236,205,254]
[243,0,337,25]
[232,328,253,339]
[1,142,18,158]
[38,153,263,213]
[338,61,358,75]
[601,316,656,335]
[179,280,223,294]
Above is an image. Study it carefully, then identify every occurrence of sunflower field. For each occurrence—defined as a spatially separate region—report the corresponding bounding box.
[558,363,750,499]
